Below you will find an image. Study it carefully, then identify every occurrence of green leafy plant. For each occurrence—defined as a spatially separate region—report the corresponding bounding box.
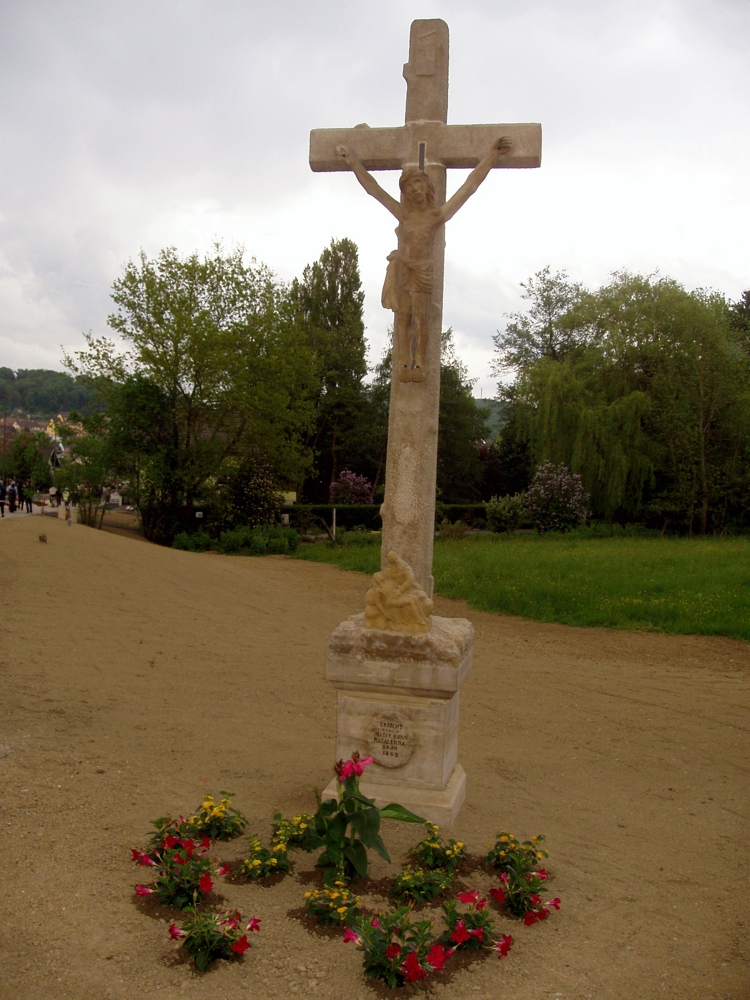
[304,882,360,926]
[271,811,316,849]
[439,892,495,951]
[346,906,438,987]
[437,517,468,540]
[168,909,260,971]
[486,831,560,921]
[306,753,424,885]
[485,493,526,533]
[133,835,228,910]
[184,792,247,840]
[390,865,455,905]
[412,822,466,873]
[237,835,291,880]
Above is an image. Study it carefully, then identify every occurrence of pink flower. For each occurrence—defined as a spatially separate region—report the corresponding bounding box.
[168,923,183,940]
[199,873,213,894]
[534,869,549,881]
[496,934,513,958]
[385,944,402,960]
[401,951,426,983]
[499,872,510,885]
[371,917,381,928]
[217,864,229,876]
[490,886,506,905]
[343,928,360,944]
[338,752,374,780]
[451,921,471,945]
[549,897,561,910]
[425,943,449,971]
[246,917,261,933]
[231,935,249,955]
[457,890,480,905]
[135,885,153,896]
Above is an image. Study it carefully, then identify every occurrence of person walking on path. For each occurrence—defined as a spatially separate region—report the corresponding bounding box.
[24,481,33,513]
[7,482,17,513]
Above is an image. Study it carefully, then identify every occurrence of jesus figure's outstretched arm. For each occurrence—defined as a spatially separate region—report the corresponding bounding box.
[336,145,401,219]
[440,137,512,223]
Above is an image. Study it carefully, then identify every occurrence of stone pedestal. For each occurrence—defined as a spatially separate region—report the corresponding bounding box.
[323,613,473,827]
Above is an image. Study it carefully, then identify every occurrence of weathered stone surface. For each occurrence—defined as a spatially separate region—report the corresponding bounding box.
[327,613,474,696]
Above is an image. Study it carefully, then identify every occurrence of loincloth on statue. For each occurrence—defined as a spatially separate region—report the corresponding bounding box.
[381,252,434,310]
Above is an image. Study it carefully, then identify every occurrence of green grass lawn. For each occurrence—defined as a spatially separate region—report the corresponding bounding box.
[292,532,750,640]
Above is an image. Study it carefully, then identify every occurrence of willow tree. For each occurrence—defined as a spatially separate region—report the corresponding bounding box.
[508,271,750,530]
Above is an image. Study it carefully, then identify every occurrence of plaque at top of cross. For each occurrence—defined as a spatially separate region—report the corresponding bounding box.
[310,18,542,607]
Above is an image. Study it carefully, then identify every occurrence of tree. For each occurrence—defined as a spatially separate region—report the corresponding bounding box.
[492,267,586,385]
[436,330,489,502]
[291,238,371,500]
[504,270,750,531]
[66,245,317,542]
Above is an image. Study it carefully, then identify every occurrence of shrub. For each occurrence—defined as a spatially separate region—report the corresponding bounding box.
[238,835,292,880]
[390,865,455,905]
[485,493,525,533]
[437,518,468,541]
[173,530,213,552]
[169,909,260,971]
[412,822,465,873]
[218,525,299,555]
[524,462,590,533]
[329,471,374,505]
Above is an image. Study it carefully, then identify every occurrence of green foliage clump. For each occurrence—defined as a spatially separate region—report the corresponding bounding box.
[485,493,525,533]
[437,518,468,541]
[304,883,360,926]
[412,822,466,873]
[390,865,455,905]
[217,525,299,555]
[173,530,213,552]
[237,836,291,880]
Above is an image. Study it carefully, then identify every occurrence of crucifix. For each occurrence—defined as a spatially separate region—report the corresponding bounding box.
[314,19,541,825]
[310,19,542,601]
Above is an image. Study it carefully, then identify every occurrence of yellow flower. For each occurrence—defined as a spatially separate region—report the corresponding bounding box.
[334,881,346,888]
[300,823,308,830]
[330,892,340,899]
[304,891,312,899]
[500,836,509,843]
[336,906,348,914]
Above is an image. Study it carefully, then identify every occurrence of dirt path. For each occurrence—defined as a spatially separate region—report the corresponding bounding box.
[1,514,748,999]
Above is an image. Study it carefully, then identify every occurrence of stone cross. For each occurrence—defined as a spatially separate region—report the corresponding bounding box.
[310,18,541,598]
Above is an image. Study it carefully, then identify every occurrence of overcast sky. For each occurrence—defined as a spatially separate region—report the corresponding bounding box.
[1,0,748,397]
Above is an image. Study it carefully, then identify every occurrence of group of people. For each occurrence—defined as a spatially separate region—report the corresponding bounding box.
[0,480,34,516]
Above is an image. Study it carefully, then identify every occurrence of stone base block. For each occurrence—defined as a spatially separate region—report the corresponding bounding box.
[323,764,466,830]
[325,613,474,828]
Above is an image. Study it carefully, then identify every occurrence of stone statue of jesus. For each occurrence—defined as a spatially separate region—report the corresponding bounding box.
[336,137,512,382]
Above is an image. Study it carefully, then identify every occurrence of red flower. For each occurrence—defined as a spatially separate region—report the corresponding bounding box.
[451,921,471,945]
[200,837,210,850]
[231,935,249,955]
[496,934,513,958]
[534,869,549,881]
[163,835,178,850]
[469,928,484,942]
[537,907,550,920]
[168,923,183,940]
[490,886,506,905]
[401,951,426,983]
[178,838,195,856]
[217,864,229,876]
[457,890,480,905]
[425,943,449,971]
[385,944,402,960]
[246,917,261,933]
[524,911,538,926]
[549,897,561,910]
[371,917,381,928]
[135,885,153,896]
[199,872,213,894]
[343,928,360,944]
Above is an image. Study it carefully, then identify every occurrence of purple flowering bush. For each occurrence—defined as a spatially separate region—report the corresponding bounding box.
[329,471,374,505]
[524,463,590,533]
